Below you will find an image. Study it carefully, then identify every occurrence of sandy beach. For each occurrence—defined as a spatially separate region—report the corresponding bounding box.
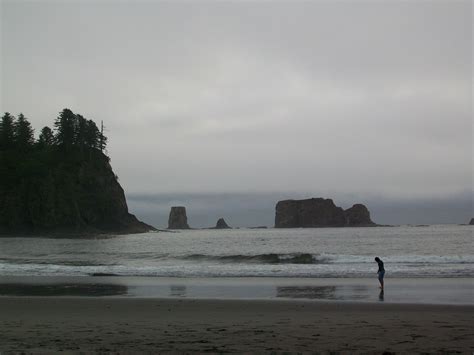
[1,296,473,353]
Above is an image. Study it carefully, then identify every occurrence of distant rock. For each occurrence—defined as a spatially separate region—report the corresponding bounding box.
[470,218,474,225]
[275,198,345,228]
[168,207,190,229]
[215,218,231,229]
[275,198,375,228]
[344,204,374,227]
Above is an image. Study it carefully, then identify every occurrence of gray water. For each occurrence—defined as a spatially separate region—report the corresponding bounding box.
[0,225,472,278]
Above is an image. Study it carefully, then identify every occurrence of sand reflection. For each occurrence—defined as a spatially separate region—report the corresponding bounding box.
[169,285,187,297]
[0,283,128,297]
[276,285,371,301]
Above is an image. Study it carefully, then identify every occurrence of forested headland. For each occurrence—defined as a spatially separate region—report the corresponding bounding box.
[0,109,154,235]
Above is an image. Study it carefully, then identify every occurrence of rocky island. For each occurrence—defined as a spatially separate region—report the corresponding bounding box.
[168,206,190,229]
[214,218,231,229]
[275,198,375,228]
[0,109,154,235]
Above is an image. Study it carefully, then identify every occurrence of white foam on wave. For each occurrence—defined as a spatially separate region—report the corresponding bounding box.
[1,259,472,278]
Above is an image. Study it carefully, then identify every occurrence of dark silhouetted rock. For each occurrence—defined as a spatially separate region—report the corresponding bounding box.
[275,198,375,228]
[0,149,155,235]
[168,207,190,229]
[275,198,345,228]
[344,204,375,226]
[470,218,474,225]
[215,218,231,229]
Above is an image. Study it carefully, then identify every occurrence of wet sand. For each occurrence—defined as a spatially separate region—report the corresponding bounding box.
[1,297,473,353]
[1,276,473,305]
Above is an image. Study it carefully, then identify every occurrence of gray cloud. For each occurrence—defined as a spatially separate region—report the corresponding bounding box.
[1,0,472,223]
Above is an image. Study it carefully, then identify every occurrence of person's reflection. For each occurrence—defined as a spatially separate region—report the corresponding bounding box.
[378,289,384,302]
[170,285,187,297]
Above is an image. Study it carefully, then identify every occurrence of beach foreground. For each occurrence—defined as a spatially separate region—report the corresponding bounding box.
[1,297,473,353]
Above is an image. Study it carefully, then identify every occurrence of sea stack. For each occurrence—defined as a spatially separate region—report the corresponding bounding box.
[344,204,374,226]
[470,218,474,225]
[215,218,231,229]
[168,207,190,229]
[0,108,154,235]
[275,198,375,228]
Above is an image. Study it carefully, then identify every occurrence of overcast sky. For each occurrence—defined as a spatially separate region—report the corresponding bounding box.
[1,0,472,226]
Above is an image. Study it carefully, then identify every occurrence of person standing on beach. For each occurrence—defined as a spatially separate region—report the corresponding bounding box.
[375,257,385,290]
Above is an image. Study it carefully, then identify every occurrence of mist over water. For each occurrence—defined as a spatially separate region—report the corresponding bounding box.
[0,225,472,278]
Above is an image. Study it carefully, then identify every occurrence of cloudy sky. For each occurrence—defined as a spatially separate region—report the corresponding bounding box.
[1,0,472,227]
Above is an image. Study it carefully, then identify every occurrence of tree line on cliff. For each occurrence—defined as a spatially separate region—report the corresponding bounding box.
[0,109,151,234]
[0,108,107,153]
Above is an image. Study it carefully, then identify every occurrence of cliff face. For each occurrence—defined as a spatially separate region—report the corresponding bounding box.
[0,149,154,234]
[168,207,190,229]
[275,198,375,228]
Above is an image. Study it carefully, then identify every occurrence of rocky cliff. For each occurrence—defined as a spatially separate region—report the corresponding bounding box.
[0,149,154,234]
[274,198,375,228]
[168,206,190,229]
[470,218,474,225]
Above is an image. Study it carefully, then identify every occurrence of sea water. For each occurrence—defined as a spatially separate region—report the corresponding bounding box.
[0,225,472,278]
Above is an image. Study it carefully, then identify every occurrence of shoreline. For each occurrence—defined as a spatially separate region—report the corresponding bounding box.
[0,276,472,305]
[1,297,473,353]
[3,223,454,237]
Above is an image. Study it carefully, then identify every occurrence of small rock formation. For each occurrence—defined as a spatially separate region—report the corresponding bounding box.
[344,204,374,226]
[470,218,474,225]
[275,198,375,228]
[168,207,190,229]
[215,218,231,229]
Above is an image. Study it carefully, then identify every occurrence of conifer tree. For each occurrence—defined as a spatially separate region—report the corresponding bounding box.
[15,113,35,150]
[37,126,54,147]
[98,121,107,152]
[54,108,76,149]
[84,119,100,149]
[0,112,16,150]
[75,115,88,152]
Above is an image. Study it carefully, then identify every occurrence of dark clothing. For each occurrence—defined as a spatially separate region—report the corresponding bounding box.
[376,259,385,272]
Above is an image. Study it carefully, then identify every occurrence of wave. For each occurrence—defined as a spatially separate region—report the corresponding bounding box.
[326,254,474,264]
[2,254,474,269]
[180,253,326,264]
[1,261,473,278]
[177,253,474,265]
[0,257,115,267]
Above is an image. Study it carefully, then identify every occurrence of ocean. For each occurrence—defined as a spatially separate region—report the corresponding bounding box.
[0,225,472,278]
